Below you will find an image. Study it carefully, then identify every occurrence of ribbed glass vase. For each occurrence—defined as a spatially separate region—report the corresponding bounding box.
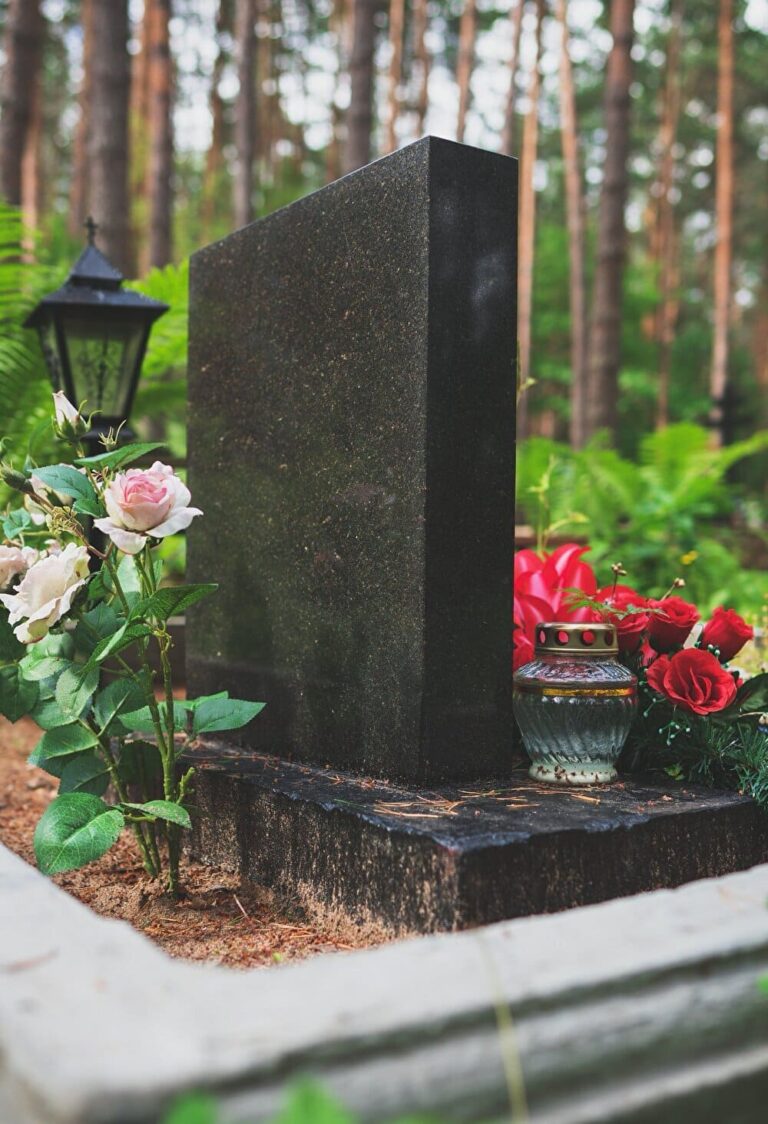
[514,621,637,785]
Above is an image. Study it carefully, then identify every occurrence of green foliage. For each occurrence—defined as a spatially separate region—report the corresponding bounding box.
[34,793,125,875]
[516,425,768,616]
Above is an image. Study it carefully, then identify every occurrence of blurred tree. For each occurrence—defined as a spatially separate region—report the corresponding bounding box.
[345,0,377,171]
[455,0,477,144]
[500,0,524,157]
[146,0,174,267]
[0,0,44,212]
[69,0,94,238]
[584,0,635,442]
[89,0,131,272]
[202,0,233,241]
[234,0,256,225]
[710,0,734,447]
[385,0,405,152]
[412,0,430,138]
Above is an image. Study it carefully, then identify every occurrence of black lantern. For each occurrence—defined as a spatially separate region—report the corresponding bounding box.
[25,218,169,449]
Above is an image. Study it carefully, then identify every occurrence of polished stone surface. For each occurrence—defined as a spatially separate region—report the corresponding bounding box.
[185,741,768,934]
[187,137,518,783]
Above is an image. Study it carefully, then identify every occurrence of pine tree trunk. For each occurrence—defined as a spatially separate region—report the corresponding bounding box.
[234,0,256,226]
[455,0,477,143]
[202,0,232,240]
[326,0,348,182]
[0,0,44,207]
[583,0,635,442]
[146,0,174,268]
[129,0,151,265]
[500,0,525,156]
[385,0,406,153]
[516,0,544,441]
[69,0,94,236]
[653,0,684,429]
[345,0,377,172]
[556,0,588,448]
[709,0,734,446]
[21,46,44,243]
[413,0,430,137]
[89,0,131,273]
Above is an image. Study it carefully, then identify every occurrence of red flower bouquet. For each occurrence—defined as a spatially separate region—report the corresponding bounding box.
[513,542,767,791]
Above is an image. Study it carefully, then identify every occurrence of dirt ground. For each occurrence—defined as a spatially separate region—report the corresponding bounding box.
[0,717,385,968]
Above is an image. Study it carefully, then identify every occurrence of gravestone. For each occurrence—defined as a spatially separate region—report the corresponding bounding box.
[187,136,518,784]
[184,137,768,933]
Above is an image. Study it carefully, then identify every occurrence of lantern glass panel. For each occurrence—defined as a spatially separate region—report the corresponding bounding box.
[36,318,63,389]
[59,313,146,420]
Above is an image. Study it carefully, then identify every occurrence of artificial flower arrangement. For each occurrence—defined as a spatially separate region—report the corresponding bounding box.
[514,543,768,800]
[0,393,264,894]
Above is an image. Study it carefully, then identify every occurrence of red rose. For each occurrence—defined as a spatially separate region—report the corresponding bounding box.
[701,607,753,663]
[597,584,649,654]
[647,595,700,652]
[645,648,737,715]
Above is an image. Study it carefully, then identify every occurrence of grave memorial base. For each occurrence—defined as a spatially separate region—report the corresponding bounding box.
[185,742,768,935]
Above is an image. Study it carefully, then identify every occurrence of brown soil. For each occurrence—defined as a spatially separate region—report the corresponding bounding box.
[0,717,386,968]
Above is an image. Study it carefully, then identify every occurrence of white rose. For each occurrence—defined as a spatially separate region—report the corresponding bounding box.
[0,545,37,590]
[0,543,89,644]
[53,392,81,428]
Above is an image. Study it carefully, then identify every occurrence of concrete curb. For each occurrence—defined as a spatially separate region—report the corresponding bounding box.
[2,842,768,1122]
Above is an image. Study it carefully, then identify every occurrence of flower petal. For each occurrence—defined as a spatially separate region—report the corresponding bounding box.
[93,518,148,555]
[147,506,203,539]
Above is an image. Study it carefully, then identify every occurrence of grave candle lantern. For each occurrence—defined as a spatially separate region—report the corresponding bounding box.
[24,217,168,453]
[513,621,637,785]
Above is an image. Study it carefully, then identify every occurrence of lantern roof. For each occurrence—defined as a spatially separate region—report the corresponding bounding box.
[24,218,169,328]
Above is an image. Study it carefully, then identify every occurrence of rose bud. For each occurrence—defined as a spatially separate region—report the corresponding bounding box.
[647,595,700,652]
[701,607,753,664]
[52,391,88,440]
[597,584,649,654]
[645,648,737,716]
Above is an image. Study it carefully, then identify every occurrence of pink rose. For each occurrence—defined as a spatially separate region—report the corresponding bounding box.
[94,462,202,555]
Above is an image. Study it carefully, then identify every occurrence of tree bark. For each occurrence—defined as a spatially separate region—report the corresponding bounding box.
[456,0,477,144]
[202,0,232,240]
[653,0,684,429]
[709,0,734,446]
[556,0,588,448]
[146,0,174,268]
[344,0,377,172]
[89,0,131,273]
[0,0,44,208]
[583,0,635,442]
[326,0,348,182]
[234,0,256,226]
[413,0,430,137]
[69,0,94,236]
[500,0,525,156]
[385,0,406,153]
[516,0,544,441]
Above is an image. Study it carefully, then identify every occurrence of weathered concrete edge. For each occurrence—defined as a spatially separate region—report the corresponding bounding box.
[2,842,768,1123]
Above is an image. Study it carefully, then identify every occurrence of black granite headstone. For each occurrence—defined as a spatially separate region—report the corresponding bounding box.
[187,137,517,784]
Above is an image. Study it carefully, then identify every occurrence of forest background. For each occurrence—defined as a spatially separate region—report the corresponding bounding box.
[0,0,767,615]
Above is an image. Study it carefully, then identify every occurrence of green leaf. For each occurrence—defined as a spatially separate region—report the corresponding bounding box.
[29,723,99,766]
[55,664,100,720]
[18,654,71,682]
[132,583,218,624]
[123,800,191,829]
[2,507,33,541]
[119,701,188,734]
[192,696,265,736]
[33,464,97,507]
[73,603,121,654]
[73,494,102,518]
[73,442,167,471]
[93,677,146,733]
[273,1081,356,1124]
[87,623,152,667]
[0,613,23,661]
[34,794,124,875]
[59,752,110,796]
[0,666,38,722]
[29,696,72,730]
[160,1093,218,1124]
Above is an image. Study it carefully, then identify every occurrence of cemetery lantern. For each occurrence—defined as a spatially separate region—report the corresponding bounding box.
[25,218,169,451]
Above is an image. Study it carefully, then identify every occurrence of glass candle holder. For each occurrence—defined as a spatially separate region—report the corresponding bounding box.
[513,621,637,785]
